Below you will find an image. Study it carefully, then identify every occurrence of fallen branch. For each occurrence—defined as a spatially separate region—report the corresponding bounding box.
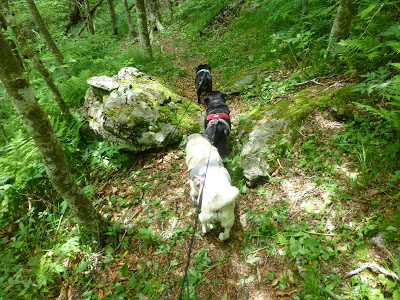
[343,262,400,281]
[292,78,325,87]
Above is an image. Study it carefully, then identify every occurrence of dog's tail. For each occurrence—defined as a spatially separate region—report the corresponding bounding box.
[209,186,239,211]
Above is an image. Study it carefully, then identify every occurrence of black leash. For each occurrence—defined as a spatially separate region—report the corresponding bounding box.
[178,142,213,300]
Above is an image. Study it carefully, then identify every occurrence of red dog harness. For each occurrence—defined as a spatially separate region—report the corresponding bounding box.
[206,113,230,120]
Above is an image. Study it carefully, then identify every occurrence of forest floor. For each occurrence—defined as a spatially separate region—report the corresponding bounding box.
[68,31,398,299]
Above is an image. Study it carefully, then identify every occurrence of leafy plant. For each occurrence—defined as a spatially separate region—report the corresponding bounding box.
[82,140,127,171]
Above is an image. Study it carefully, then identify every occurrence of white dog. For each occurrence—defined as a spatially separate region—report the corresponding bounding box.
[183,133,239,241]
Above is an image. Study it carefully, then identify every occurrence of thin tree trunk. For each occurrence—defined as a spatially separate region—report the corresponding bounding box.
[0,122,9,144]
[327,0,353,50]
[1,5,69,116]
[65,0,84,34]
[107,0,118,35]
[84,0,95,34]
[25,0,64,65]
[78,0,103,36]
[165,0,172,11]
[0,29,112,243]
[123,0,137,38]
[302,0,307,16]
[0,8,25,70]
[145,0,163,32]
[134,0,152,60]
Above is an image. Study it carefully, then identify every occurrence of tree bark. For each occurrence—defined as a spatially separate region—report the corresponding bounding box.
[0,121,9,144]
[0,29,112,243]
[65,0,84,34]
[134,0,152,60]
[0,6,25,70]
[122,0,137,38]
[165,0,172,11]
[327,0,353,50]
[25,0,64,65]
[84,0,95,34]
[1,4,69,117]
[107,0,118,35]
[145,0,163,32]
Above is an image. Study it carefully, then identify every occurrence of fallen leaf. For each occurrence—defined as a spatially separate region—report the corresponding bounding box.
[57,287,67,300]
[98,289,104,300]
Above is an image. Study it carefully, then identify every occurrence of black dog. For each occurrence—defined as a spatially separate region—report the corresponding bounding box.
[195,64,212,104]
[203,91,231,159]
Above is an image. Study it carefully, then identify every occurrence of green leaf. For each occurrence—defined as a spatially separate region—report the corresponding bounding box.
[393,289,400,300]
[75,260,89,273]
[212,279,221,284]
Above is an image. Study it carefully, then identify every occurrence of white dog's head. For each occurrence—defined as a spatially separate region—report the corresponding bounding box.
[184,133,222,171]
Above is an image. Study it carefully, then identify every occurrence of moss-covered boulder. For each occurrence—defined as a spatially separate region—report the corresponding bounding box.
[81,67,203,152]
[237,96,315,186]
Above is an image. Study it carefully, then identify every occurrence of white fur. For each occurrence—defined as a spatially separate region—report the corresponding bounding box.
[185,134,239,241]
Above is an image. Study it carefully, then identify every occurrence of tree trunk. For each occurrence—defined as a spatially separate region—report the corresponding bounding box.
[302,0,307,16]
[165,0,172,12]
[1,4,69,116]
[0,29,112,243]
[145,0,163,32]
[25,0,64,65]
[134,0,152,60]
[84,0,95,34]
[0,121,9,144]
[0,8,25,70]
[65,0,84,34]
[107,0,118,35]
[122,0,137,38]
[327,0,353,50]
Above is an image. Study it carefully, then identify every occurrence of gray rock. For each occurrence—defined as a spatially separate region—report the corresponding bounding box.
[80,67,202,152]
[369,231,386,246]
[330,104,354,121]
[237,105,312,186]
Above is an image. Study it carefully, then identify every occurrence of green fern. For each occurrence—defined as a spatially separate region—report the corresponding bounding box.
[339,36,380,54]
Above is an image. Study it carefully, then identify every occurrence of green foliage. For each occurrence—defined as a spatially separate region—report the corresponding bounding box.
[82,141,127,172]
[1,0,400,299]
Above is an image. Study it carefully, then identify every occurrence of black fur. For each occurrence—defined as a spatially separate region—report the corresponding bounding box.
[203,91,231,158]
[195,64,212,104]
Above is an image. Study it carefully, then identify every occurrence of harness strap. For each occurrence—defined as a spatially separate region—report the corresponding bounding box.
[206,113,230,120]
[207,118,231,132]
[196,69,211,76]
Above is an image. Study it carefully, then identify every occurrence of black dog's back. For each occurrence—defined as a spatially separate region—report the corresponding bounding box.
[204,122,230,158]
[195,64,212,103]
[203,91,231,159]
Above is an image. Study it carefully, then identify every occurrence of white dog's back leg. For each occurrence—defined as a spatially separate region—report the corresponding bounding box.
[219,207,235,241]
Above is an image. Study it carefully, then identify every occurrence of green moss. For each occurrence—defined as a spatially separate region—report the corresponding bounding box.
[379,208,400,244]
[354,243,374,262]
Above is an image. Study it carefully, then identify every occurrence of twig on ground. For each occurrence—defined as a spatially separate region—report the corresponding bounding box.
[324,82,344,91]
[292,78,325,87]
[343,262,400,281]
[170,218,179,232]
